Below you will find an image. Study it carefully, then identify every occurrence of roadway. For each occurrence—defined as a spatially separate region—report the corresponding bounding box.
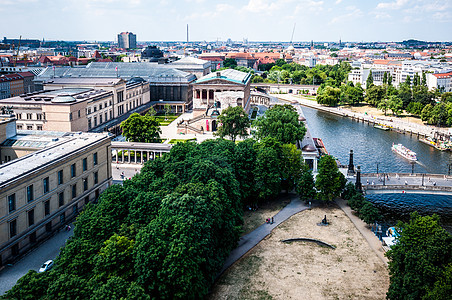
[0,226,73,295]
[347,172,452,195]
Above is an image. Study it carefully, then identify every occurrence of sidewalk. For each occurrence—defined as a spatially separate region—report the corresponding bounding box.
[335,198,388,266]
[218,196,308,277]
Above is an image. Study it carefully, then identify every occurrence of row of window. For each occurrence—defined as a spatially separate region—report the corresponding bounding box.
[8,172,98,239]
[16,124,43,131]
[88,111,112,129]
[16,113,45,120]
[7,153,98,213]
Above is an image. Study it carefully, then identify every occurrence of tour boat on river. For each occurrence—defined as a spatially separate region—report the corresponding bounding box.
[392,143,417,161]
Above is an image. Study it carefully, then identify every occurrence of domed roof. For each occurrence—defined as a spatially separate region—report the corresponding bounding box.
[52,94,76,103]
[287,45,295,51]
[302,144,317,152]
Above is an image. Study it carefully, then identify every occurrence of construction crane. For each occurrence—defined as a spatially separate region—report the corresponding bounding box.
[290,23,296,46]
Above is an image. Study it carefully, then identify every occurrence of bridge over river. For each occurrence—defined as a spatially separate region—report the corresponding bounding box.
[345,171,452,196]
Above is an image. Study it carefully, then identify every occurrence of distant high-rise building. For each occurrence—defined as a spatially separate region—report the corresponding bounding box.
[117,32,137,49]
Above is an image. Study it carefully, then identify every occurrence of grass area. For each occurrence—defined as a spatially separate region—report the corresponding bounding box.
[241,194,293,236]
[155,115,178,126]
[295,94,317,101]
[168,138,196,144]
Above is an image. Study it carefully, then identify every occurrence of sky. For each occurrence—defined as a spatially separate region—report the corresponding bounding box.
[0,0,451,42]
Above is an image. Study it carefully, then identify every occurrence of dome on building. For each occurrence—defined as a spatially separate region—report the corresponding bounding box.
[52,94,76,103]
[301,144,317,152]
[287,45,295,51]
[141,46,164,62]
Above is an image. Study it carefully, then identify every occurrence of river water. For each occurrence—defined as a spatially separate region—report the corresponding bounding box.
[301,105,452,231]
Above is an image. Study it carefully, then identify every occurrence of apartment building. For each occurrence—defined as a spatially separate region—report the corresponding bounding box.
[0,115,112,266]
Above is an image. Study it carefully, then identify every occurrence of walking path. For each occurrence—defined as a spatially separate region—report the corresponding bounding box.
[218,196,308,276]
[335,198,389,266]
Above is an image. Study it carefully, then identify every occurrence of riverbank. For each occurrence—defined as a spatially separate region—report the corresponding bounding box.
[275,94,450,140]
[210,204,389,299]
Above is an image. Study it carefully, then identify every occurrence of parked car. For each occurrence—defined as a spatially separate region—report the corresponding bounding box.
[38,260,53,273]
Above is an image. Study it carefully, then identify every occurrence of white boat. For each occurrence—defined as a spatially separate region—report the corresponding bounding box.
[392,143,417,161]
[382,227,400,250]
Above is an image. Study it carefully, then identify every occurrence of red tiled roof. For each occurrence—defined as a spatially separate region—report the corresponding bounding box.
[433,72,452,78]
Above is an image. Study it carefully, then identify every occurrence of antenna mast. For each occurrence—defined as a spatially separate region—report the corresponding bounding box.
[186,24,189,44]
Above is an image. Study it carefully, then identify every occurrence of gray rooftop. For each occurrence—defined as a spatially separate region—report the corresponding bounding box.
[196,69,252,85]
[36,62,197,84]
[0,88,111,106]
[0,131,110,188]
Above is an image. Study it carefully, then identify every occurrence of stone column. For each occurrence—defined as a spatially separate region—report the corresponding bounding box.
[355,166,362,192]
[121,149,124,163]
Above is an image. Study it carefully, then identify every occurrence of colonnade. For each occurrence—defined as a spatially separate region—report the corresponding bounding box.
[111,148,170,165]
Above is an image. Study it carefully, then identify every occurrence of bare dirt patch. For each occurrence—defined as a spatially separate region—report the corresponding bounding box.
[210,205,389,300]
[242,194,293,236]
[344,104,424,126]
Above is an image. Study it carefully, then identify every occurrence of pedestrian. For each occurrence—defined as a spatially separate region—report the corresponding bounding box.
[405,180,408,185]
[271,217,274,224]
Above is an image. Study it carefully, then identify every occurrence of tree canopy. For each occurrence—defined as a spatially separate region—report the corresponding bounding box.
[215,106,250,142]
[253,104,306,144]
[120,113,162,143]
[386,212,452,300]
[315,155,346,203]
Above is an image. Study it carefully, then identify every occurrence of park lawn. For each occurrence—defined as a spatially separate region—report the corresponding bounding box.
[168,138,196,144]
[155,115,178,126]
[295,94,317,101]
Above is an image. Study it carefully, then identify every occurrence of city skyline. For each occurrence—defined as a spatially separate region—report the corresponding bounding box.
[0,0,451,42]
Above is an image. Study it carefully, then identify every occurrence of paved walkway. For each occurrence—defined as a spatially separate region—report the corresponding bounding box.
[218,196,308,277]
[335,198,388,266]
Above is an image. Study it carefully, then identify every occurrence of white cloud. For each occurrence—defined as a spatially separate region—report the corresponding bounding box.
[329,7,363,24]
[243,0,281,13]
[294,0,324,14]
[377,0,408,10]
[335,0,343,4]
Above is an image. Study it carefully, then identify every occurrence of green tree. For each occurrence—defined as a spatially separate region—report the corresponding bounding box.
[215,106,250,142]
[164,104,171,120]
[383,72,388,85]
[359,202,380,224]
[253,104,306,144]
[386,212,452,300]
[315,155,346,203]
[365,85,385,106]
[388,95,403,116]
[296,164,316,200]
[254,138,282,199]
[223,58,237,69]
[378,98,389,115]
[366,70,374,88]
[317,86,341,106]
[120,113,162,143]
[280,143,303,192]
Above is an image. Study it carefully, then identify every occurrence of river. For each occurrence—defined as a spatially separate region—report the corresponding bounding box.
[301,105,452,232]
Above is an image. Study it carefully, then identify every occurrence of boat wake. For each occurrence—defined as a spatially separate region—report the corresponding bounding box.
[415,160,428,170]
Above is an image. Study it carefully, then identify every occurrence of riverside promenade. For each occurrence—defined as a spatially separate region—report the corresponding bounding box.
[276,94,450,140]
